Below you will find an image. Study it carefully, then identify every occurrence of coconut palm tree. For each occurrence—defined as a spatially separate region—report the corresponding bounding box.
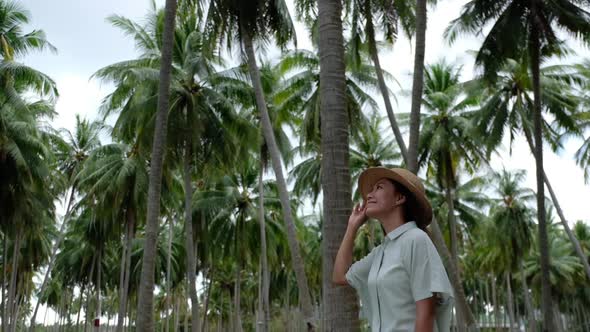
[467,56,590,286]
[134,0,177,329]
[346,0,416,163]
[205,1,316,328]
[30,115,103,329]
[275,47,377,146]
[447,2,590,328]
[413,61,485,330]
[487,169,537,330]
[75,139,148,331]
[194,155,286,331]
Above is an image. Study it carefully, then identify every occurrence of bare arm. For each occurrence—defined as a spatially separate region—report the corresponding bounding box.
[414,296,436,332]
[332,203,367,285]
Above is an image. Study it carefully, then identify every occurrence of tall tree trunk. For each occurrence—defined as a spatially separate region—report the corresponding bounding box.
[492,276,500,332]
[94,246,102,331]
[30,187,76,330]
[529,3,554,330]
[6,227,22,332]
[522,130,590,282]
[201,269,213,332]
[428,217,477,329]
[85,255,97,332]
[407,0,427,172]
[135,0,178,330]
[233,262,242,332]
[2,232,8,332]
[258,161,270,332]
[164,217,174,332]
[364,6,408,164]
[183,137,200,332]
[241,26,315,330]
[520,260,536,332]
[76,283,86,329]
[317,0,359,330]
[444,165,467,332]
[174,297,180,332]
[399,0,476,324]
[117,209,135,332]
[506,272,516,332]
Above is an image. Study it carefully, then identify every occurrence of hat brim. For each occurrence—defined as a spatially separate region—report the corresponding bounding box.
[358,167,433,227]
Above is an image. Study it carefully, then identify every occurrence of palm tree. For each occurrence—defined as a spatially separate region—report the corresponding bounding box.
[205,1,316,328]
[415,61,484,330]
[313,0,359,328]
[134,0,178,330]
[194,155,286,331]
[275,47,377,146]
[75,140,148,331]
[447,2,590,328]
[0,0,56,61]
[346,0,415,163]
[407,0,428,173]
[30,115,103,329]
[487,169,537,330]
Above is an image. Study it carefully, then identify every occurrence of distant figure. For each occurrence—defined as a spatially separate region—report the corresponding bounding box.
[332,167,454,332]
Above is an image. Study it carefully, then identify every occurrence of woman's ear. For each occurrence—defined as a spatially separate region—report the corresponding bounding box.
[396,194,407,206]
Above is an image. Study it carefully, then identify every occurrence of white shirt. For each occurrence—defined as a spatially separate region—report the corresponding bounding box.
[346,221,454,332]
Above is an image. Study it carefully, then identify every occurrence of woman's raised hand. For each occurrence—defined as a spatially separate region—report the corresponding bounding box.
[348,201,368,230]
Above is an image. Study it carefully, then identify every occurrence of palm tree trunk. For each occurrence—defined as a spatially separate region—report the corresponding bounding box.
[485,276,491,329]
[135,0,178,330]
[407,0,427,172]
[520,260,536,332]
[506,272,516,332]
[428,217,477,329]
[117,209,135,332]
[117,228,128,329]
[174,296,180,332]
[258,161,270,332]
[184,134,200,332]
[164,217,174,332]
[201,269,213,332]
[85,255,97,332]
[492,276,500,332]
[316,0,359,330]
[30,187,76,330]
[443,166,467,332]
[77,283,86,329]
[241,26,315,330]
[233,263,242,332]
[529,2,554,330]
[364,4,408,164]
[6,227,22,332]
[94,246,102,331]
[522,130,590,282]
[2,232,8,332]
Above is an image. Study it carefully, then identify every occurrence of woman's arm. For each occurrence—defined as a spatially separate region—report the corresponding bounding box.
[415,296,436,332]
[332,203,367,285]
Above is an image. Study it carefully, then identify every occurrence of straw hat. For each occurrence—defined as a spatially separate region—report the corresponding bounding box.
[358,167,433,227]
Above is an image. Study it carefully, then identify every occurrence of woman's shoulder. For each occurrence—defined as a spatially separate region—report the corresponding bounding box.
[400,227,430,243]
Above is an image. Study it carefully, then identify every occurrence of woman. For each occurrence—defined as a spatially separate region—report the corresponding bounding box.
[333,167,454,332]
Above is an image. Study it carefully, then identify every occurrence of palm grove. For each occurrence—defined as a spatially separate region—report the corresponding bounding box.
[2,0,590,331]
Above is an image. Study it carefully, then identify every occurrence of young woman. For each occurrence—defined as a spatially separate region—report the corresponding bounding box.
[333,167,454,332]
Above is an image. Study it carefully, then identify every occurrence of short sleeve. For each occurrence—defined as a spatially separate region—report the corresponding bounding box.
[404,231,453,303]
[345,246,378,291]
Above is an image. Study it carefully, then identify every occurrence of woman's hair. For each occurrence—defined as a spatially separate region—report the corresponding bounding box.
[387,179,428,233]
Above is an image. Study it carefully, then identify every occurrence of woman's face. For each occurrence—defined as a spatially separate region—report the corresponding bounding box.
[365,178,406,220]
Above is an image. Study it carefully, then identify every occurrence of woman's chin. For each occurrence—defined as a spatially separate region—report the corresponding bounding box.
[365,207,377,219]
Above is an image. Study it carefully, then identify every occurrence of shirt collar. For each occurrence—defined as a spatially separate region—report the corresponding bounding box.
[385,221,417,242]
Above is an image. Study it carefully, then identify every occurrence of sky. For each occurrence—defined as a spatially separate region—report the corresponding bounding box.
[17,0,590,325]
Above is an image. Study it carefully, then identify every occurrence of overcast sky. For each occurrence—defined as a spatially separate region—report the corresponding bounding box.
[17,0,590,324]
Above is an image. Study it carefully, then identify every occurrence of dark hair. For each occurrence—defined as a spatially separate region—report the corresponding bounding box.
[386,179,428,233]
